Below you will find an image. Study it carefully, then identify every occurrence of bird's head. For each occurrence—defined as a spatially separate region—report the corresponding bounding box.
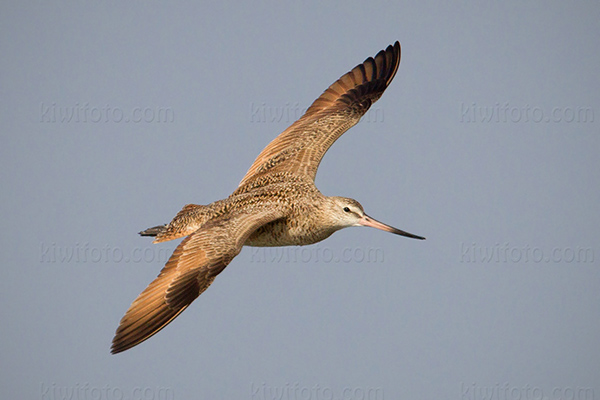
[327,196,425,240]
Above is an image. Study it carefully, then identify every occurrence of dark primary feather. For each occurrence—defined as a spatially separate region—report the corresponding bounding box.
[238,41,401,188]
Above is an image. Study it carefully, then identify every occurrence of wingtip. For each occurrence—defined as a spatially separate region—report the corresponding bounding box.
[110,338,138,354]
[110,337,127,354]
[110,345,121,355]
[110,328,134,354]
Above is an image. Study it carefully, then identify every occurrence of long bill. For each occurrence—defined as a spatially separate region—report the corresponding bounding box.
[358,214,425,240]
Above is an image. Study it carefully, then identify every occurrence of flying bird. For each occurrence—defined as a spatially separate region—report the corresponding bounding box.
[112,41,424,354]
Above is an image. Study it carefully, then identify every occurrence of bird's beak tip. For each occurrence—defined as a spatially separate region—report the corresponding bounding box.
[360,215,424,240]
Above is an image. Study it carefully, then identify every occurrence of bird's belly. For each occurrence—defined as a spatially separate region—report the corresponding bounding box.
[244,219,335,247]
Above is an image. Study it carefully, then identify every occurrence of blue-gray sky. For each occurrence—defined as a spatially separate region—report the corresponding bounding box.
[2,1,599,399]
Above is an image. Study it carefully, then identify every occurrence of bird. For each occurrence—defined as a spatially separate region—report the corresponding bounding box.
[111,41,424,354]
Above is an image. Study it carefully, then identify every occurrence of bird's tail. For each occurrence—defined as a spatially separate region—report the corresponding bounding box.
[139,204,210,243]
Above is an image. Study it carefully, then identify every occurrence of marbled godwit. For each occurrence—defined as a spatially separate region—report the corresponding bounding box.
[111,41,424,354]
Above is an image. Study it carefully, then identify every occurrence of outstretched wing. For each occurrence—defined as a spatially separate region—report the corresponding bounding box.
[111,208,284,354]
[238,41,401,188]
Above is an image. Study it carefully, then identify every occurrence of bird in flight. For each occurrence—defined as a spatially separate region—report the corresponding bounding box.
[112,41,424,354]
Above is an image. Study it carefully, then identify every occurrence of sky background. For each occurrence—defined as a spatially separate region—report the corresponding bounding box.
[2,1,599,399]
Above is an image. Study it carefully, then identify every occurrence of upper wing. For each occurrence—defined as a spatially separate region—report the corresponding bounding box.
[111,208,284,354]
[238,41,401,188]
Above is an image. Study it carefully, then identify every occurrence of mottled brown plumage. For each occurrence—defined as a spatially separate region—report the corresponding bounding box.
[111,41,424,354]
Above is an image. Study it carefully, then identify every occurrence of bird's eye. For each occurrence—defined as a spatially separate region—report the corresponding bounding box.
[343,207,350,212]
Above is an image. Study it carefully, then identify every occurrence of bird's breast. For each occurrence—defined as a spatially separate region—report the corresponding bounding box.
[245,216,336,247]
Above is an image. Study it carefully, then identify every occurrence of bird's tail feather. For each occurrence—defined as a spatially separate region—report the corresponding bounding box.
[139,204,210,243]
